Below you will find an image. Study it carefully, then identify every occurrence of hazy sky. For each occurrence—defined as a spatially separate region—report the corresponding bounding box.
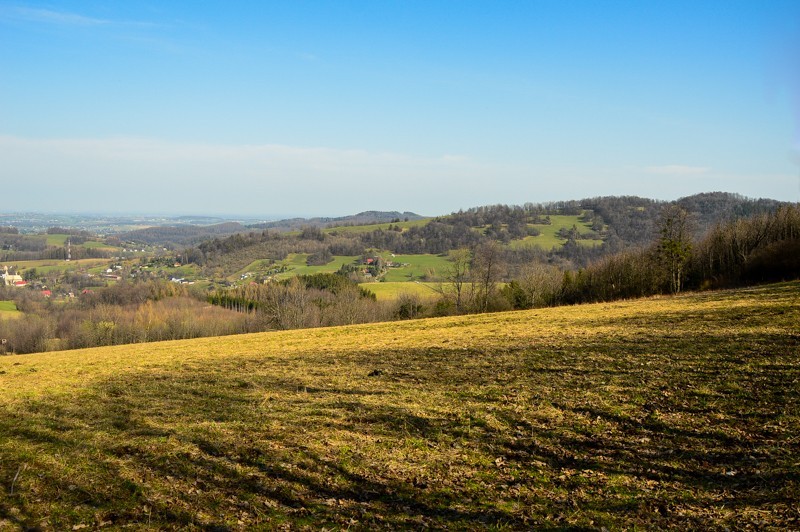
[1,1,799,217]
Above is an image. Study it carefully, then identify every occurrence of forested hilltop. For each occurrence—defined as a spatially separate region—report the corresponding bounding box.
[1,191,797,355]
[182,191,785,271]
[117,211,425,247]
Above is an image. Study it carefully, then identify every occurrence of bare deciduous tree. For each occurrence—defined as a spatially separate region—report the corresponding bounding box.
[443,248,471,312]
[658,205,693,294]
[471,241,504,313]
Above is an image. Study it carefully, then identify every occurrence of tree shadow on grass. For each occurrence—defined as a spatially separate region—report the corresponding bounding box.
[0,365,534,529]
[1,329,798,529]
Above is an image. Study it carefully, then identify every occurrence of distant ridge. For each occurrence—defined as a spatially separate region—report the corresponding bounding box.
[117,222,247,246]
[110,192,784,248]
[114,212,424,246]
[247,211,424,232]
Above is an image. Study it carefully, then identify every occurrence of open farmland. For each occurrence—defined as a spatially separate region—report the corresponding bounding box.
[231,255,360,282]
[4,258,109,275]
[42,234,120,252]
[44,234,70,247]
[234,253,450,284]
[0,282,798,529]
[383,254,451,282]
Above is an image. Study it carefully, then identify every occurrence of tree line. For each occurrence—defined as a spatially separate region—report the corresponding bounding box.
[3,198,796,355]
[0,281,261,355]
[555,204,800,305]
[178,192,784,277]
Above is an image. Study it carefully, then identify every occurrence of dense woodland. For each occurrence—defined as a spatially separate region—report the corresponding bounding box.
[0,281,260,354]
[116,222,247,247]
[1,192,797,355]
[181,192,784,273]
[248,210,423,232]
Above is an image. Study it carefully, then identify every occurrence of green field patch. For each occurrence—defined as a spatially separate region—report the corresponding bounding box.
[265,254,361,281]
[0,300,20,319]
[82,240,120,251]
[232,258,275,279]
[45,234,70,246]
[163,264,201,278]
[360,281,441,301]
[7,258,109,275]
[508,214,603,249]
[383,253,451,282]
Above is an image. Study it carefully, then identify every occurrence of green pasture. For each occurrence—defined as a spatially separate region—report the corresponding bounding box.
[250,254,361,281]
[0,300,20,319]
[40,235,118,251]
[383,253,451,282]
[232,259,274,278]
[148,263,201,280]
[508,214,603,250]
[82,240,120,251]
[167,264,201,278]
[5,258,109,275]
[248,253,456,283]
[275,254,361,280]
[45,234,69,246]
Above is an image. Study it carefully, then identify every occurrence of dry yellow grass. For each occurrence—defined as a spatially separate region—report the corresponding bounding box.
[0,282,798,529]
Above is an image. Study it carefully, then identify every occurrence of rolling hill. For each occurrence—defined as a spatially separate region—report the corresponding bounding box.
[1,282,798,529]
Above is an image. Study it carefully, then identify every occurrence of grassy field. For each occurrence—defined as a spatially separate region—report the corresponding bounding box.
[383,254,451,282]
[82,240,121,252]
[2,258,109,275]
[0,282,798,529]
[0,300,20,319]
[268,254,361,281]
[44,234,69,246]
[508,214,603,250]
[239,253,451,283]
[44,234,120,252]
[360,281,441,301]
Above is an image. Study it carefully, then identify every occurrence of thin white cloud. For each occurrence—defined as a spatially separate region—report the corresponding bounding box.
[4,7,111,26]
[644,165,711,176]
[0,5,160,29]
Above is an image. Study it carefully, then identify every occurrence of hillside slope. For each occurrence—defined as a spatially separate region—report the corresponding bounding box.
[1,283,798,529]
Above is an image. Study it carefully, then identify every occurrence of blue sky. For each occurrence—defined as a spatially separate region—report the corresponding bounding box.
[1,1,798,217]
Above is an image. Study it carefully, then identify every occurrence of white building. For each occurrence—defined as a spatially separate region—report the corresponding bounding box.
[1,265,24,287]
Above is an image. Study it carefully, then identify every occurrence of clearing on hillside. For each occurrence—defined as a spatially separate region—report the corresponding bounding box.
[508,213,603,249]
[0,300,20,319]
[0,282,798,529]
